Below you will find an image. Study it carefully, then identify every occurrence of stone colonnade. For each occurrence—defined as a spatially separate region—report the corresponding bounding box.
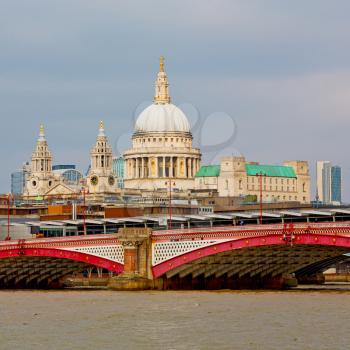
[126,156,200,179]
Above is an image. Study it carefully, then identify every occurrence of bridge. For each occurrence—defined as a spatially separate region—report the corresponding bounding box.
[0,221,350,288]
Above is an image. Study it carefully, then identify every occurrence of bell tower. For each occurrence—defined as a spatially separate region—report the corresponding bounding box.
[87,121,116,194]
[25,125,56,197]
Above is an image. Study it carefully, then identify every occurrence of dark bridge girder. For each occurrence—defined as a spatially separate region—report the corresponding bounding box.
[161,245,349,289]
[0,257,91,288]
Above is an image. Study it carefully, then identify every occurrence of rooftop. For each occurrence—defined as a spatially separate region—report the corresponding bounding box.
[195,165,220,177]
[245,164,296,178]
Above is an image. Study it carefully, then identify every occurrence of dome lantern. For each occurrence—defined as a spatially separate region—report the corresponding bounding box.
[154,56,171,105]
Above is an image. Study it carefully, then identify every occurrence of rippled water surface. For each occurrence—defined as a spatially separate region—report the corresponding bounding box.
[1,289,350,350]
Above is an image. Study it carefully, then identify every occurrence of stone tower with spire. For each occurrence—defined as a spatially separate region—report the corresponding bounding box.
[24,125,56,197]
[87,121,116,194]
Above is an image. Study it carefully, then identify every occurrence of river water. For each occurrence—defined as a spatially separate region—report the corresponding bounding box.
[1,289,350,350]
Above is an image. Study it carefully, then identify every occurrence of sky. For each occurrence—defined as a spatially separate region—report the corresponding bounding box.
[0,0,349,201]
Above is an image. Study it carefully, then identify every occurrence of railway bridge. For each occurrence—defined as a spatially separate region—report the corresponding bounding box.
[0,222,349,289]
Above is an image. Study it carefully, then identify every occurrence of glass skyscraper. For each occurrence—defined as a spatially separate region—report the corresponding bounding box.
[11,162,30,195]
[316,161,342,204]
[331,166,341,203]
[112,156,124,189]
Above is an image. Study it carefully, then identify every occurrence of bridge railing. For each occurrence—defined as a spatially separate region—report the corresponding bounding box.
[151,221,350,241]
[0,234,120,250]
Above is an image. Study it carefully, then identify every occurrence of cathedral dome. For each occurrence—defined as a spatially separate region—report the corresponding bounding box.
[134,103,190,133]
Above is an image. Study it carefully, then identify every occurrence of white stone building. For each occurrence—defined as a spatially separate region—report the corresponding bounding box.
[87,121,116,195]
[195,156,311,204]
[24,126,83,199]
[24,125,57,198]
[123,56,201,191]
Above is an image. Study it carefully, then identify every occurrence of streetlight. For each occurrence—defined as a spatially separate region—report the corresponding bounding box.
[81,188,88,235]
[256,171,266,225]
[165,180,176,230]
[5,193,13,241]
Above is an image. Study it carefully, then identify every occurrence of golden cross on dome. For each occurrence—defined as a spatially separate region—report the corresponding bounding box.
[99,120,104,129]
[40,124,45,134]
[159,55,164,72]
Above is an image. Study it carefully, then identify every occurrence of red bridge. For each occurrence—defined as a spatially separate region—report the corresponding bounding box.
[0,221,350,288]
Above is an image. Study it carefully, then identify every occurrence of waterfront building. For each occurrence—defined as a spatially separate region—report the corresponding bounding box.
[316,161,342,204]
[195,157,311,204]
[87,121,116,195]
[123,56,201,192]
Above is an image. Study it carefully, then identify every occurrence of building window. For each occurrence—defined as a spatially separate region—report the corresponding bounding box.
[225,179,229,190]
[239,179,242,190]
[302,183,306,192]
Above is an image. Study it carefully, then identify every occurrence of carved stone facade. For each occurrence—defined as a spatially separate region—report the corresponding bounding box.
[123,57,201,192]
[24,126,57,198]
[87,121,116,195]
[195,156,311,204]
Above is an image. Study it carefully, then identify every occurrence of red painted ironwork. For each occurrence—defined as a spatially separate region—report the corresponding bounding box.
[0,247,123,273]
[0,234,124,273]
[152,232,350,278]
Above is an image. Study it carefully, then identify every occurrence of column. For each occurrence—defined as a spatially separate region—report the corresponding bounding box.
[136,158,139,178]
[155,157,158,178]
[163,156,166,178]
[170,157,173,178]
[141,158,144,178]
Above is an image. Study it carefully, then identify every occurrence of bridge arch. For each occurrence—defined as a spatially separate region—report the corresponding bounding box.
[152,233,350,280]
[0,247,124,273]
[0,247,124,288]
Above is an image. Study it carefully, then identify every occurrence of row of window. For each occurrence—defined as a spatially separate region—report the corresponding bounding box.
[247,176,296,185]
[248,185,296,192]
[135,137,191,144]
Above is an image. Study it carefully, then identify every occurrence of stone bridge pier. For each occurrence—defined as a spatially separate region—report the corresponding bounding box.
[108,228,160,290]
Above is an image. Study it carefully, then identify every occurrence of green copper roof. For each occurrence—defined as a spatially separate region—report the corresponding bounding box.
[245,164,296,178]
[195,165,220,177]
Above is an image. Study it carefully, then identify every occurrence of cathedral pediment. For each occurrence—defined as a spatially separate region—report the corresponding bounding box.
[45,183,77,196]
